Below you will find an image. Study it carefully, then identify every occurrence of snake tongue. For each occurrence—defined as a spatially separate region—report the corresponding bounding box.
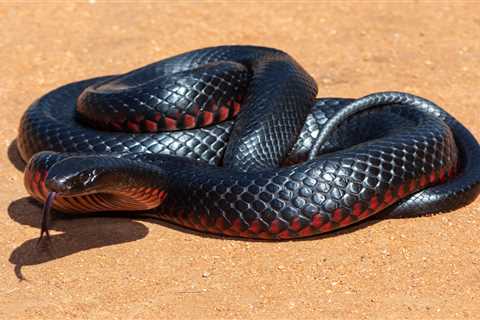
[37,191,57,245]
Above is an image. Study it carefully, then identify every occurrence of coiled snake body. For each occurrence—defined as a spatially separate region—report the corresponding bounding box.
[18,46,480,240]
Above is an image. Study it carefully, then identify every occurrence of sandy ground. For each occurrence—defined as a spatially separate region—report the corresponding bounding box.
[1,2,480,319]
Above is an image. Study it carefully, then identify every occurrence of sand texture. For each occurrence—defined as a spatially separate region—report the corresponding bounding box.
[1,2,480,319]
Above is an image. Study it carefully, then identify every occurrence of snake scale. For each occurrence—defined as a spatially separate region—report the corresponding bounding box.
[17,46,480,240]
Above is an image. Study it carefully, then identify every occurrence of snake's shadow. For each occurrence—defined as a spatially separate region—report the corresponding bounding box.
[8,196,383,280]
[7,141,384,280]
[8,197,152,280]
[8,139,26,172]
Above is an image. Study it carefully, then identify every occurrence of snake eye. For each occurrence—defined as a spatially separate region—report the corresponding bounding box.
[46,169,97,194]
[65,171,100,193]
[76,172,89,184]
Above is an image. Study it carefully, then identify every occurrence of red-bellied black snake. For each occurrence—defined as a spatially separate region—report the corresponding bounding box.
[17,46,480,240]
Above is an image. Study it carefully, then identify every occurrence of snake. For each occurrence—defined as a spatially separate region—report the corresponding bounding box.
[17,45,480,240]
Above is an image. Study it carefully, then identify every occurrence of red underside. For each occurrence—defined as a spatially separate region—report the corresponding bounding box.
[25,154,455,240]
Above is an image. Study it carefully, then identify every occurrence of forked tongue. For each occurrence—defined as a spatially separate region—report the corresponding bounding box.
[37,191,57,245]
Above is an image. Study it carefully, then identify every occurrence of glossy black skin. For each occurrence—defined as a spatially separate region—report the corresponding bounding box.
[18,46,480,239]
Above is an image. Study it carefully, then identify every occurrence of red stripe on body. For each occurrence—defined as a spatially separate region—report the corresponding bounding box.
[448,166,456,178]
[144,120,158,132]
[383,189,393,204]
[358,208,372,220]
[319,221,335,233]
[153,113,162,121]
[34,171,42,183]
[231,218,244,233]
[429,171,437,183]
[298,226,313,237]
[127,121,140,133]
[269,219,282,234]
[164,117,177,130]
[215,217,226,230]
[339,216,355,227]
[419,175,428,187]
[218,106,230,121]
[258,231,271,239]
[248,219,263,233]
[370,196,378,210]
[352,202,363,217]
[183,114,196,128]
[202,112,214,126]
[278,229,291,239]
[397,184,406,197]
[311,214,326,228]
[331,208,343,222]
[30,180,41,200]
[200,213,208,228]
[232,102,241,116]
[409,180,417,192]
[438,168,447,182]
[111,121,124,130]
[290,217,302,232]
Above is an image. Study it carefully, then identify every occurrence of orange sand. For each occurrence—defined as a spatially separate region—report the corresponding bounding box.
[1,2,479,319]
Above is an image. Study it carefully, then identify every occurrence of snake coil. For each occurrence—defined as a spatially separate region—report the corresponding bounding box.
[17,46,480,240]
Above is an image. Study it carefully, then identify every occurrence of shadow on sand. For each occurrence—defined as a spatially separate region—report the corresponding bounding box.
[7,141,384,280]
[8,196,383,280]
[8,139,26,172]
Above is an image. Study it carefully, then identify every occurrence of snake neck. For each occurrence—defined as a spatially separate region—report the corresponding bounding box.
[25,153,172,213]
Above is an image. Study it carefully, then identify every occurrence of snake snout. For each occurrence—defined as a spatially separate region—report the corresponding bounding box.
[44,174,72,194]
[45,171,96,195]
[44,157,107,196]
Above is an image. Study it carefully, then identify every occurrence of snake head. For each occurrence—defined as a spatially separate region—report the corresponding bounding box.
[23,153,169,214]
[32,154,168,244]
[45,156,116,196]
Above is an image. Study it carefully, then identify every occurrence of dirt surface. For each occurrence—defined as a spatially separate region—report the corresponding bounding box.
[1,2,480,319]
